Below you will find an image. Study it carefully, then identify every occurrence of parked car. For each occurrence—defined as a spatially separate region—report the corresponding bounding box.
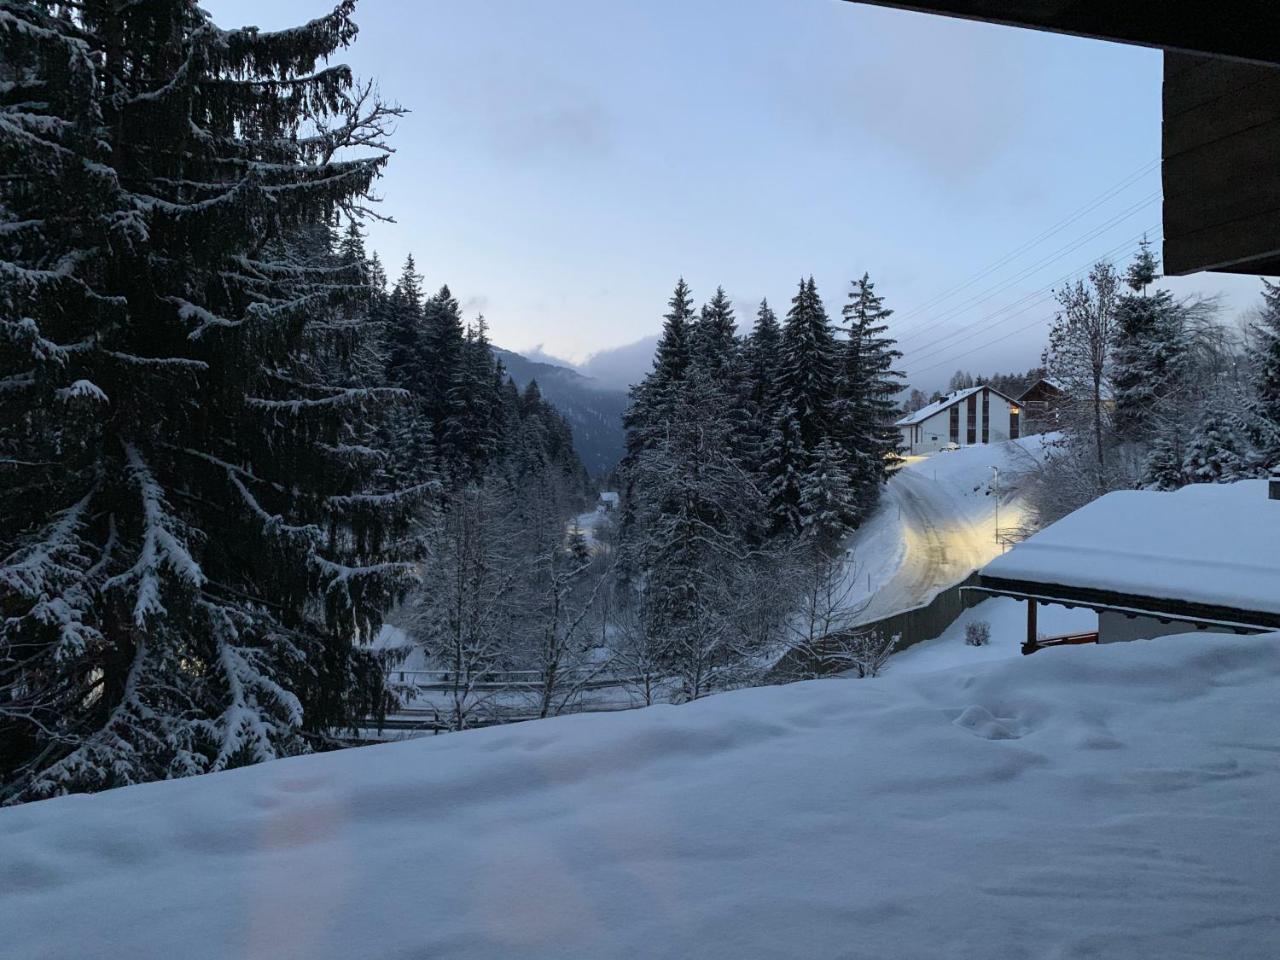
[940,441,961,452]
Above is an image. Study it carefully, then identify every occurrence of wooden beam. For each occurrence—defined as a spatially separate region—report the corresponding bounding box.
[1023,598,1038,655]
[1162,53,1280,276]
[842,2,1280,66]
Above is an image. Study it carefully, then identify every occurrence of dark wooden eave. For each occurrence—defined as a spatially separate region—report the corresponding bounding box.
[843,2,1280,66]
[972,574,1280,634]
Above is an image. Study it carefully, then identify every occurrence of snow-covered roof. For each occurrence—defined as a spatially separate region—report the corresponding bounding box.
[981,479,1280,625]
[1017,377,1065,400]
[895,385,1018,427]
[599,491,619,504]
[1018,376,1113,402]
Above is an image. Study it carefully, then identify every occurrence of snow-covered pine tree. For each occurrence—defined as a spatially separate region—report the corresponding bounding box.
[838,272,905,521]
[1110,239,1190,444]
[459,315,504,475]
[743,299,781,420]
[625,368,768,700]
[762,404,808,536]
[799,438,858,554]
[692,286,740,379]
[421,284,469,474]
[1247,279,1280,468]
[1140,432,1186,491]
[736,299,783,481]
[381,255,437,486]
[1182,410,1250,484]
[385,255,427,394]
[776,278,839,451]
[623,278,695,460]
[767,278,840,534]
[0,1,420,801]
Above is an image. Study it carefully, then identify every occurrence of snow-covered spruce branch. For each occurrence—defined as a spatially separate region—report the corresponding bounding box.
[245,386,406,413]
[101,443,204,627]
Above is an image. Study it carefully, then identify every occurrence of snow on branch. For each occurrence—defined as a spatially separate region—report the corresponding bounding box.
[227,471,322,544]
[196,601,303,773]
[103,350,208,372]
[103,444,204,627]
[167,296,243,340]
[54,379,108,404]
[0,483,100,665]
[324,482,438,515]
[245,386,405,413]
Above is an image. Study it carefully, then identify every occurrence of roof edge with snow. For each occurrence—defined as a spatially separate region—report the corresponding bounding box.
[896,384,1020,427]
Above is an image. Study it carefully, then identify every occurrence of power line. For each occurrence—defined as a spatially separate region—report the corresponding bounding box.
[893,192,1160,345]
[899,225,1156,368]
[901,227,1160,374]
[895,157,1159,325]
[907,313,1057,379]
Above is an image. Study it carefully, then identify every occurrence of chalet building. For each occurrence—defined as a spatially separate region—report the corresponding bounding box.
[1015,378,1066,433]
[895,385,1021,455]
[972,479,1280,654]
[1016,377,1113,434]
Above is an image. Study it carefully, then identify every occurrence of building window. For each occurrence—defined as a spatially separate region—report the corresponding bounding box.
[966,393,977,444]
[1010,407,1020,440]
[981,390,990,443]
[949,405,959,443]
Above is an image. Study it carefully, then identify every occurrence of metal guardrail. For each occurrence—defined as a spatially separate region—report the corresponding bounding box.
[386,669,640,691]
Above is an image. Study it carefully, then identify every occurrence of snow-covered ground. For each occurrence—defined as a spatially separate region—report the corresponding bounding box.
[889,595,1096,675]
[842,436,1050,622]
[4,629,1278,960]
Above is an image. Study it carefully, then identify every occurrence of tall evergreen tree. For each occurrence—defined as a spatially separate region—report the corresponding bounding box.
[839,272,905,517]
[385,255,427,393]
[767,278,839,533]
[626,372,766,700]
[421,284,468,471]
[382,255,435,485]
[776,278,838,451]
[743,299,781,418]
[1248,279,1280,467]
[623,278,695,459]
[799,438,857,553]
[739,299,783,479]
[1110,239,1189,443]
[1183,410,1250,484]
[693,286,739,378]
[0,1,418,801]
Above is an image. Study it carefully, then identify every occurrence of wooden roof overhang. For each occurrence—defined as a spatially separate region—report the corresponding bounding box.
[970,574,1280,636]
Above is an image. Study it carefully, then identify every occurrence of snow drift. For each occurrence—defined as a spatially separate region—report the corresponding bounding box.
[3,632,1279,959]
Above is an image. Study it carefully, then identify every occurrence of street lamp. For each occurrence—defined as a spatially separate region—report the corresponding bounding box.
[991,465,1000,545]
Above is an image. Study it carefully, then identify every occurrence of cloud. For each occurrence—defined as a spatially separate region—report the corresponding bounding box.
[578,336,660,391]
[521,344,578,368]
[763,7,1033,184]
[434,55,613,164]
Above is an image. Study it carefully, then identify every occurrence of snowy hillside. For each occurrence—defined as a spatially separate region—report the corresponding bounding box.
[5,632,1278,960]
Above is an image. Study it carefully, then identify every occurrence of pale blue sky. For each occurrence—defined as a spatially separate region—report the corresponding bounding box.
[204,0,1263,391]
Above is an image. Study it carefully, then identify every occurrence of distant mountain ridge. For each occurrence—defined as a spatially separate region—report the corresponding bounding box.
[494,347,630,476]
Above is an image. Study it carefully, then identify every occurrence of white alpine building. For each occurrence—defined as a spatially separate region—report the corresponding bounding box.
[895,385,1021,456]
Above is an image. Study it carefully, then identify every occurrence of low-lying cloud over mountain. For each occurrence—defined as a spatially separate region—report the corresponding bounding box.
[576,336,660,392]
